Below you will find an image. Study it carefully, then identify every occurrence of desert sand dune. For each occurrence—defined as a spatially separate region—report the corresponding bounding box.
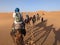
[0,11,60,45]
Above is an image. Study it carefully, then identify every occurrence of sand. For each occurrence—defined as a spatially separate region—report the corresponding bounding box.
[0,11,60,45]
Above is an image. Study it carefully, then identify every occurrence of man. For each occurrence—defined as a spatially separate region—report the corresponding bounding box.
[36,13,40,21]
[13,8,23,25]
[12,8,26,36]
[25,14,30,24]
[32,15,36,25]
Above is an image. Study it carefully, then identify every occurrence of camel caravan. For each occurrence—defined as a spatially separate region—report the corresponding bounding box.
[10,8,44,45]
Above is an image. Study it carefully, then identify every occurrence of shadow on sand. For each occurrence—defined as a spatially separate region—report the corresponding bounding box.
[25,20,48,43]
[53,28,60,45]
[31,19,55,45]
[35,20,47,28]
[33,20,47,37]
[40,24,54,45]
[33,20,47,31]
[34,24,54,45]
[25,19,60,45]
[33,19,60,45]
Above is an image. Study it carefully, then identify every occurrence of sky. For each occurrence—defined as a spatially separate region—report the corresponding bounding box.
[0,0,60,12]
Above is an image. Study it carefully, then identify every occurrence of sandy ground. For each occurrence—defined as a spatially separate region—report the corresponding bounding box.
[0,11,60,45]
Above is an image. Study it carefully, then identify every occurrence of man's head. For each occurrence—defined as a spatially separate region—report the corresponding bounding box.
[15,8,20,12]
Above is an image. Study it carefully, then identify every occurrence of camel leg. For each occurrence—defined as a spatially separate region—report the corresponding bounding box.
[15,30,25,45]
